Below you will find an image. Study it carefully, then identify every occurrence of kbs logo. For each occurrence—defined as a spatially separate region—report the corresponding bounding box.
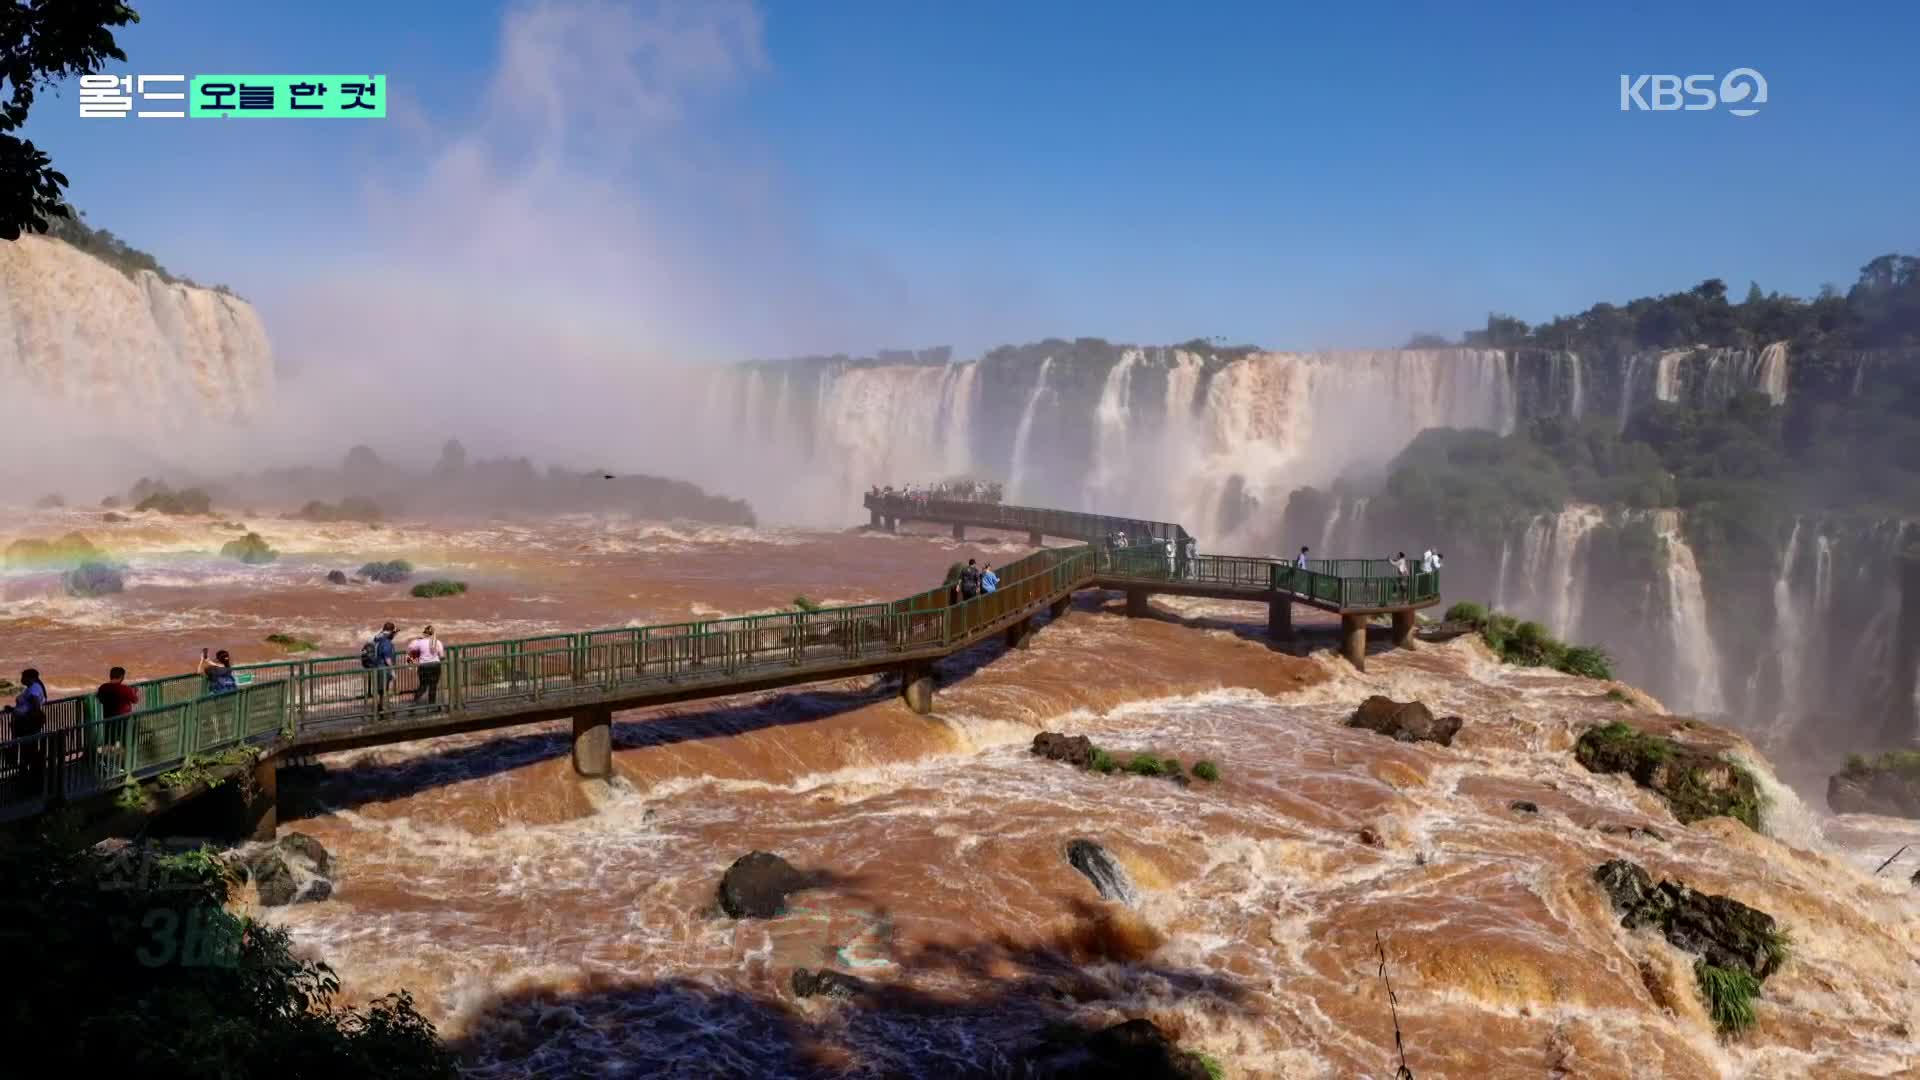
[1619,69,1767,117]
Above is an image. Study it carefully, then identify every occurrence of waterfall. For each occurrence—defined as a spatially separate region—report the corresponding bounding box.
[1515,515,1553,615]
[1654,511,1727,714]
[939,362,980,476]
[1007,357,1055,502]
[1755,342,1789,405]
[1547,506,1605,640]
[1617,353,1641,432]
[1567,352,1586,419]
[1318,497,1343,558]
[1653,349,1685,403]
[1086,350,1140,505]
[1813,533,1833,615]
[1491,535,1514,611]
[1763,520,1807,741]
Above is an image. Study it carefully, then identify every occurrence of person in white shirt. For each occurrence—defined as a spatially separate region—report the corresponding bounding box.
[407,625,446,706]
[1294,546,1309,570]
[1420,548,1436,573]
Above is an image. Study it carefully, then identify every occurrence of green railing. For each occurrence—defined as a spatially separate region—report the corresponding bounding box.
[1,519,1438,818]
[866,494,1189,544]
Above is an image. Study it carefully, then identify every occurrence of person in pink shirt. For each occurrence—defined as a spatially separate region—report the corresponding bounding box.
[406,625,446,706]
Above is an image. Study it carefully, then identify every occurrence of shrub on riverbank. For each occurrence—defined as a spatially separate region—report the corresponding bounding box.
[411,579,468,598]
[1447,600,1616,680]
[134,487,213,515]
[265,633,319,653]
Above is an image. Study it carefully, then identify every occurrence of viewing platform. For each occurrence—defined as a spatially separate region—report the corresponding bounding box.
[0,497,1439,831]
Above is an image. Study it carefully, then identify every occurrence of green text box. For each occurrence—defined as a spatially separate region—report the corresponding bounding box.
[190,75,386,118]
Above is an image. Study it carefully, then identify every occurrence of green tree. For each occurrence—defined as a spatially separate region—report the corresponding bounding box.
[0,1,140,240]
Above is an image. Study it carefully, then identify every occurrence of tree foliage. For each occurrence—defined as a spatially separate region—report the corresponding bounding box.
[0,1,140,240]
[0,832,456,1076]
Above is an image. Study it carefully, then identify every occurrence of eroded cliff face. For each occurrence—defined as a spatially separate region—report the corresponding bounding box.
[0,236,273,423]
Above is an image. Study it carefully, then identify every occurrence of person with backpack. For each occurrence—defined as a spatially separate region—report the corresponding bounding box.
[361,622,398,715]
[960,559,982,599]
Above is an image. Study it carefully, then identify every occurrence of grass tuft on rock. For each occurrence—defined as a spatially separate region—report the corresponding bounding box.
[1695,960,1761,1034]
[1123,753,1181,778]
[1840,750,1920,779]
[265,633,319,653]
[791,595,823,613]
[359,559,414,584]
[134,487,213,516]
[1089,748,1117,774]
[1197,1053,1226,1080]
[1575,722,1762,831]
[410,579,468,599]
[1192,760,1221,782]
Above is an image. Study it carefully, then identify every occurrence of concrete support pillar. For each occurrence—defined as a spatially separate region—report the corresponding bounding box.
[244,757,278,842]
[1005,616,1033,651]
[1028,529,1043,546]
[1125,589,1150,617]
[884,517,896,533]
[1049,595,1071,619]
[900,662,935,715]
[572,706,613,779]
[1391,610,1416,648]
[952,522,966,540]
[1340,613,1367,671]
[1268,599,1294,640]
[870,509,881,528]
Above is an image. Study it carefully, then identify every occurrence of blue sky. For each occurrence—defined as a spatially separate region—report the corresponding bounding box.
[23,0,1920,360]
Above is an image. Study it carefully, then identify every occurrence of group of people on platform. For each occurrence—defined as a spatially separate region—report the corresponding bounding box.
[947,558,1001,603]
[872,478,1005,506]
[1289,546,1443,576]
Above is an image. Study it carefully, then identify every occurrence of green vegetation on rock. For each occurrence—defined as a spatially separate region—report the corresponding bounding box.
[359,559,414,584]
[1695,961,1761,1034]
[220,531,278,564]
[1575,722,1762,830]
[1192,760,1221,782]
[1447,601,1616,679]
[265,633,319,653]
[135,487,214,515]
[1123,753,1181,778]
[0,831,454,1075]
[790,595,823,613]
[294,496,383,523]
[410,579,468,598]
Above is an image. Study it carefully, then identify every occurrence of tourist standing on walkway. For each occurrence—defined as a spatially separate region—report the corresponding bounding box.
[4,669,49,792]
[363,622,399,714]
[408,625,446,706]
[980,564,999,594]
[1295,546,1309,569]
[94,666,139,768]
[1420,548,1436,573]
[198,649,238,694]
[960,559,982,600]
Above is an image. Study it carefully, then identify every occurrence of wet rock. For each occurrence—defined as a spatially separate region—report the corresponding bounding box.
[325,569,350,585]
[1910,867,1919,887]
[1345,695,1462,747]
[1597,822,1665,842]
[1358,827,1383,846]
[717,851,808,919]
[1066,839,1136,904]
[245,851,299,906]
[1032,731,1095,769]
[1575,723,1761,829]
[1827,757,1920,819]
[1510,800,1540,814]
[278,831,332,875]
[791,968,869,1000]
[1022,1018,1213,1080]
[1593,860,1785,980]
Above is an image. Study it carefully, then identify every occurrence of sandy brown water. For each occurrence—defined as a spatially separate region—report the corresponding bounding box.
[5,506,1919,1078]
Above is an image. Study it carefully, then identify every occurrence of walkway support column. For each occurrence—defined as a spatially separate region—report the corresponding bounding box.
[1340,613,1367,671]
[884,517,896,533]
[1049,595,1071,619]
[1268,599,1293,640]
[1028,529,1043,546]
[244,757,278,842]
[572,706,613,779]
[870,509,882,529]
[952,522,966,540]
[1391,610,1416,648]
[1005,616,1033,651]
[900,661,935,715]
[1125,589,1150,617]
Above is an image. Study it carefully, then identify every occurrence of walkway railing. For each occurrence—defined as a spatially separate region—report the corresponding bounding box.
[866,493,1190,544]
[1,521,1437,817]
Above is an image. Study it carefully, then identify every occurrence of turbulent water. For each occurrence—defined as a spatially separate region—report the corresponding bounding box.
[0,236,273,427]
[6,506,1919,1078]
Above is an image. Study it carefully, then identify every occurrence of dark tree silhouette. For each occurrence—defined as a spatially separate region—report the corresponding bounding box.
[0,1,140,240]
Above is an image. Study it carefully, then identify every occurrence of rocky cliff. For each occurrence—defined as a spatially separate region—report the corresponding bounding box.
[0,235,273,423]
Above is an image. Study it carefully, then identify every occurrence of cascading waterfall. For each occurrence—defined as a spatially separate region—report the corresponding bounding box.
[1007,357,1054,502]
[939,362,980,476]
[1547,506,1605,640]
[1617,353,1641,432]
[1762,520,1807,741]
[1491,535,1514,611]
[1567,352,1585,419]
[1515,516,1553,615]
[1654,510,1727,715]
[1814,533,1833,615]
[1653,349,1685,402]
[1085,350,1140,505]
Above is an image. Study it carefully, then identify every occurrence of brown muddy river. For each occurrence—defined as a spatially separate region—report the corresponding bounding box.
[4,506,1918,1078]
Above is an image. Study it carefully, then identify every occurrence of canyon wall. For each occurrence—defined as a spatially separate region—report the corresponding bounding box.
[0,236,274,425]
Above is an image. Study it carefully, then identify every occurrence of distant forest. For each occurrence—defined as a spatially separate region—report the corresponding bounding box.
[1412,253,1920,354]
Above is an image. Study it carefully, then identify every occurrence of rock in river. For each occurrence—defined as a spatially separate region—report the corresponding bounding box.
[1346,695,1463,747]
[718,851,808,919]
